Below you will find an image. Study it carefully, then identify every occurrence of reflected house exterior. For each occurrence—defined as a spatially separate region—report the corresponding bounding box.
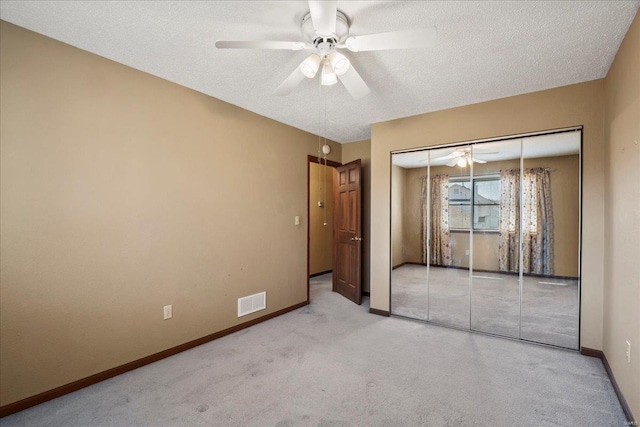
[448,181,500,230]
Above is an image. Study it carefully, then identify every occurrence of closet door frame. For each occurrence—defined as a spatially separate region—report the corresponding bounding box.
[389,126,582,350]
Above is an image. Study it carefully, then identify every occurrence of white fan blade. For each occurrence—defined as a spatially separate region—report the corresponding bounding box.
[215,40,307,50]
[471,157,487,164]
[345,27,437,52]
[308,0,337,37]
[273,66,306,96]
[446,158,459,167]
[337,64,370,99]
[432,150,462,161]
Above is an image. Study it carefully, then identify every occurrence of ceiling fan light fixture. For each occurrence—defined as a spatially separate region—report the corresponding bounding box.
[457,157,467,167]
[321,60,338,85]
[328,51,350,75]
[300,53,322,78]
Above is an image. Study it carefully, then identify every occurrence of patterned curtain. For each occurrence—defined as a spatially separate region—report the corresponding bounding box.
[499,168,554,275]
[421,176,429,264]
[523,168,554,275]
[423,174,451,266]
[498,169,520,272]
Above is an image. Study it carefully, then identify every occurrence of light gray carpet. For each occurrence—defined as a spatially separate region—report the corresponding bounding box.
[391,265,579,349]
[1,273,623,427]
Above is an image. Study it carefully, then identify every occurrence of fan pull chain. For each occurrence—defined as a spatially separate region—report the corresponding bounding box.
[323,83,328,226]
[324,151,328,226]
[317,80,323,214]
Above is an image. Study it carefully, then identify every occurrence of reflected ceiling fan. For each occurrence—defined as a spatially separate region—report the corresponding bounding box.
[215,1,437,99]
[431,148,497,167]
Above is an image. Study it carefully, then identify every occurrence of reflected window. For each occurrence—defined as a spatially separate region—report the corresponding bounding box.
[473,179,500,230]
[448,180,471,229]
[449,177,500,230]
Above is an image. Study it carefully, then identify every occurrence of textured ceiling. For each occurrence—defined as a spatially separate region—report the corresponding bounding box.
[1,1,638,143]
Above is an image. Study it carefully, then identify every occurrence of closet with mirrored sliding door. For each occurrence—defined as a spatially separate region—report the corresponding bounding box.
[390,129,581,349]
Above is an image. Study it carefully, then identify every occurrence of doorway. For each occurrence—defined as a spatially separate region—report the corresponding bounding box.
[307,156,340,302]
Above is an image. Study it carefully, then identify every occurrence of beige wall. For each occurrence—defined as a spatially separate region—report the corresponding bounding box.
[0,21,343,406]
[391,165,406,267]
[401,167,424,264]
[309,162,335,275]
[342,139,371,292]
[372,80,605,349]
[397,154,579,277]
[604,10,640,418]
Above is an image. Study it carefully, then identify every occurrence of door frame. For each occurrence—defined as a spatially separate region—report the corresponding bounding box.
[307,155,342,303]
[388,126,583,350]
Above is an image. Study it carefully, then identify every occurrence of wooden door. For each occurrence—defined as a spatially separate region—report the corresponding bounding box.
[333,159,362,304]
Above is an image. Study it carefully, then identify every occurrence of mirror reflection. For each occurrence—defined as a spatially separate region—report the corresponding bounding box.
[390,130,581,349]
[469,140,521,339]
[427,146,472,329]
[521,133,580,348]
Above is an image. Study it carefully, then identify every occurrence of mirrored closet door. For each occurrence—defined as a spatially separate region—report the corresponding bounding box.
[390,129,581,349]
[469,139,521,339]
[427,145,472,329]
[521,133,581,348]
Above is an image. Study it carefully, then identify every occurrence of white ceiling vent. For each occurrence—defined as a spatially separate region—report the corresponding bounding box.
[238,292,266,317]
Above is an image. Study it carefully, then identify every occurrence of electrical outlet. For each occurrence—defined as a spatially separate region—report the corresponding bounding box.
[626,341,631,364]
[163,305,172,320]
[294,216,300,225]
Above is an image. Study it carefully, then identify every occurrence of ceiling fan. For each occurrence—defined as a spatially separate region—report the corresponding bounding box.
[215,1,437,99]
[431,148,497,167]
